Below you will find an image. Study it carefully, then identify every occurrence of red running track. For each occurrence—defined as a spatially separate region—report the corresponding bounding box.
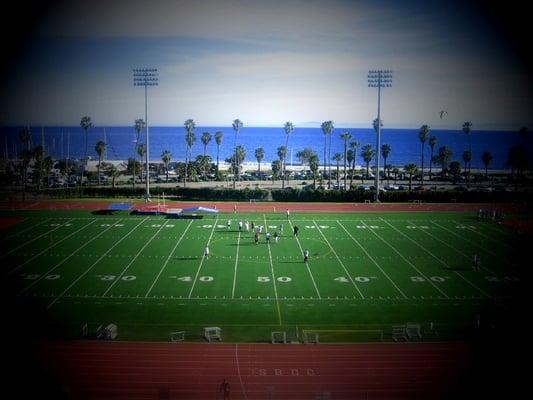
[37,341,477,400]
[0,199,525,213]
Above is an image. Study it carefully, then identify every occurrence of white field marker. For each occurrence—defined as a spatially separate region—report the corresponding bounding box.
[46,217,148,309]
[188,219,218,298]
[337,220,407,299]
[313,220,364,299]
[145,220,194,297]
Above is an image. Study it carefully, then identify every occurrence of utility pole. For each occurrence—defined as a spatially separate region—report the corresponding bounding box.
[368,69,392,202]
[133,68,158,202]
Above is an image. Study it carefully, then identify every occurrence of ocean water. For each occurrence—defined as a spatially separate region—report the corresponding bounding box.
[1,126,530,170]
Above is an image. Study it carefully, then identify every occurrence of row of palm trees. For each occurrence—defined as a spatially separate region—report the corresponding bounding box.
[16,116,528,193]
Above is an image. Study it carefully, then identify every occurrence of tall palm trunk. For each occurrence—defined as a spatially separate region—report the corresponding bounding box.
[98,155,102,185]
[328,133,331,189]
[420,142,424,186]
[343,144,347,191]
[323,135,327,184]
[216,144,220,173]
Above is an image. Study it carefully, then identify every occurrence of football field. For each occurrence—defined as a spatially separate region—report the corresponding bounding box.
[1,209,525,342]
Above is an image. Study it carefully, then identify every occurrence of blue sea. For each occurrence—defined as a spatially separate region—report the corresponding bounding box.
[1,126,530,170]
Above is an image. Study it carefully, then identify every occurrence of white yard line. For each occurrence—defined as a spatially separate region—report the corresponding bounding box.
[46,217,148,309]
[429,221,504,265]
[453,220,513,251]
[4,218,49,240]
[287,219,322,299]
[337,220,407,299]
[7,218,98,276]
[103,220,171,297]
[0,219,72,259]
[231,231,241,299]
[430,220,509,270]
[264,215,283,324]
[312,220,365,299]
[187,219,218,299]
[235,344,248,400]
[406,220,490,298]
[22,293,487,301]
[18,219,116,294]
[375,218,450,298]
[145,220,194,297]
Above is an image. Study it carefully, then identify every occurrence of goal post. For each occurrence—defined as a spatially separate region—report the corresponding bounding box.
[204,326,222,342]
[271,331,287,344]
[170,331,185,342]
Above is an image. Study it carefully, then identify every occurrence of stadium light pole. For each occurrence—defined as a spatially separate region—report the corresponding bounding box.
[368,69,392,202]
[133,68,158,202]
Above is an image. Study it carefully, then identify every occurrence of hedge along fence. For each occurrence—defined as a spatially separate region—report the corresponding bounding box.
[32,186,528,203]
[271,188,529,203]
[37,186,269,201]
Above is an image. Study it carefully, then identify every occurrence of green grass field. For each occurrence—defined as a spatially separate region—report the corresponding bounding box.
[1,209,526,342]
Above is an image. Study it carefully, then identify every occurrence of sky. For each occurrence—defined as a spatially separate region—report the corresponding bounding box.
[0,0,531,130]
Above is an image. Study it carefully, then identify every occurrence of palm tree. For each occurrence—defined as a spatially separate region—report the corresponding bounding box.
[346,149,355,189]
[340,132,352,191]
[19,148,32,201]
[95,140,106,185]
[506,145,527,179]
[33,145,45,190]
[80,116,93,185]
[381,143,391,185]
[133,119,145,189]
[361,144,375,183]
[436,146,453,177]
[201,132,211,179]
[183,119,196,187]
[309,153,319,189]
[195,155,212,181]
[271,160,282,182]
[104,163,121,188]
[277,145,287,185]
[137,144,146,183]
[449,161,461,185]
[404,163,418,191]
[161,150,172,182]
[349,140,360,188]
[19,127,32,150]
[255,147,265,175]
[462,150,471,183]
[333,153,343,188]
[372,118,383,134]
[296,148,314,173]
[232,119,243,188]
[215,131,224,175]
[428,136,437,180]
[481,151,493,178]
[226,145,246,181]
[283,121,294,186]
[418,125,430,185]
[321,120,334,188]
[201,131,212,156]
[462,121,473,182]
[43,156,54,187]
